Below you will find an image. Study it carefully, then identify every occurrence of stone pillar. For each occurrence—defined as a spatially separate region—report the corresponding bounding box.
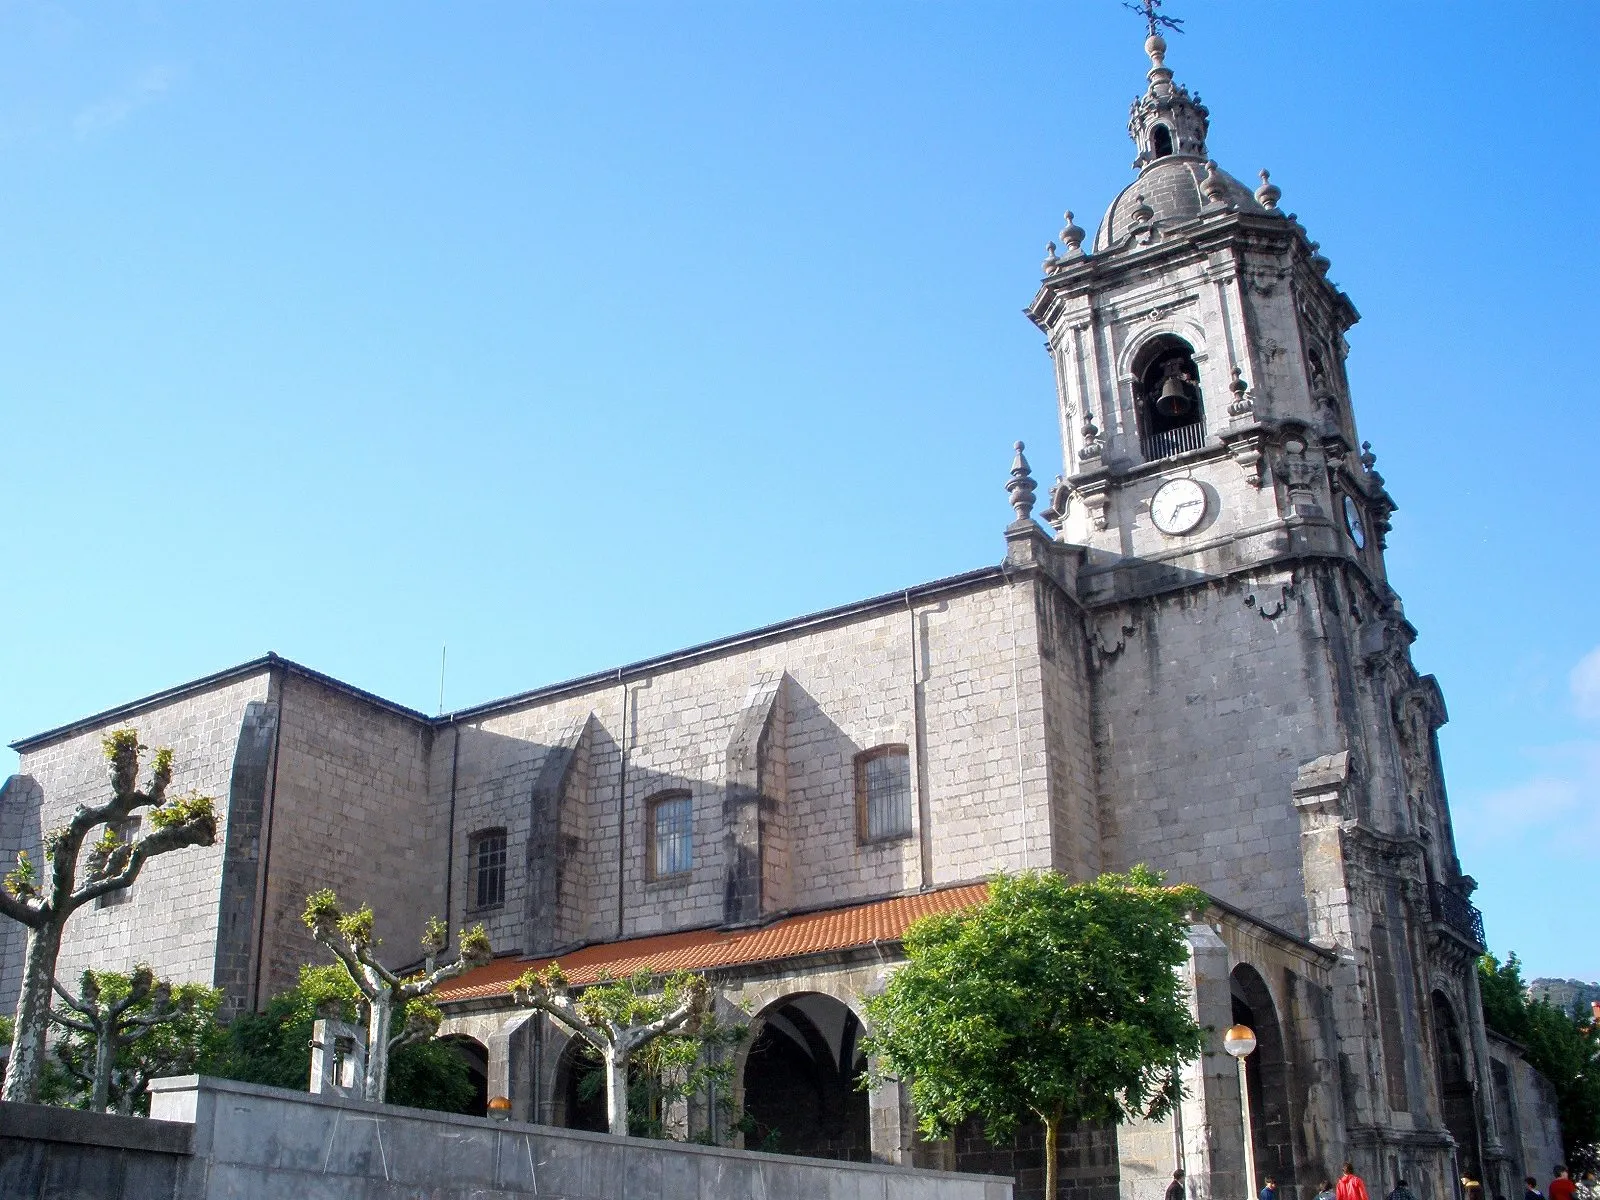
[723,672,786,926]
[487,1012,536,1121]
[1293,752,1373,1158]
[868,1073,914,1166]
[1173,922,1248,1200]
[308,1016,366,1099]
[524,714,593,958]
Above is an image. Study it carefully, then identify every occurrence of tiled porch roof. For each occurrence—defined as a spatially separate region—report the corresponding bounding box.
[435,882,989,1004]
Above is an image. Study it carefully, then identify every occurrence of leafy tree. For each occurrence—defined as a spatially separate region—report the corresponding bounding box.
[862,868,1206,1200]
[510,964,709,1136]
[207,964,477,1114]
[43,967,223,1114]
[1479,952,1600,1172]
[302,890,491,1103]
[562,992,747,1141]
[1,730,217,1102]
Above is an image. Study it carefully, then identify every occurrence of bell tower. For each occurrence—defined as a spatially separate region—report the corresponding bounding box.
[1028,27,1394,603]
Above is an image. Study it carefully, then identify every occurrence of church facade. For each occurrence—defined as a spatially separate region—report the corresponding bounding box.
[0,29,1563,1200]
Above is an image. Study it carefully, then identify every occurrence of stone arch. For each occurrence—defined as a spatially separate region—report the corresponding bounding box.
[434,1034,490,1118]
[550,1030,609,1133]
[1115,319,1210,382]
[1232,963,1299,1195]
[1431,989,1481,1183]
[737,990,871,1162]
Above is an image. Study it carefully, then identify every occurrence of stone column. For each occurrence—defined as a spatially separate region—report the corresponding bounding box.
[1174,922,1248,1200]
[867,1072,914,1166]
[487,1012,536,1121]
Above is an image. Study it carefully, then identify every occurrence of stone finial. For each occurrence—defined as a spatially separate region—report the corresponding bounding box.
[1200,160,1228,207]
[1131,194,1155,225]
[1308,240,1331,275]
[1078,410,1105,463]
[1228,366,1253,417]
[1146,32,1167,70]
[1006,441,1037,523]
[1255,169,1282,212]
[1360,440,1378,471]
[1059,211,1086,257]
[1043,241,1059,270]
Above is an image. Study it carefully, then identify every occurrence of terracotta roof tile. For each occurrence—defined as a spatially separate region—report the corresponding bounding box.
[437,882,989,1004]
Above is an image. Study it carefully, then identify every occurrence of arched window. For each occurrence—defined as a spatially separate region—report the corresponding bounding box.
[1135,335,1206,460]
[1150,124,1174,158]
[646,790,693,880]
[855,745,912,842]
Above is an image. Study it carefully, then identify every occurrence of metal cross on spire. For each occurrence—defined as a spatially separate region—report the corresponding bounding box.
[1123,0,1184,38]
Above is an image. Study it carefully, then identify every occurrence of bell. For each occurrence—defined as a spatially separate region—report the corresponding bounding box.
[1155,373,1193,418]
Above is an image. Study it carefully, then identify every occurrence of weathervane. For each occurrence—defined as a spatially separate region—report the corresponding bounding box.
[1124,0,1184,38]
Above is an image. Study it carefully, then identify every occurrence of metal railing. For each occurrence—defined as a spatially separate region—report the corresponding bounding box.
[1140,419,1207,462]
[1430,882,1485,947]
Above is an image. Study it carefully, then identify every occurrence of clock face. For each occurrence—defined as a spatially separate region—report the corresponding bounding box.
[1343,494,1367,549]
[1150,477,1208,536]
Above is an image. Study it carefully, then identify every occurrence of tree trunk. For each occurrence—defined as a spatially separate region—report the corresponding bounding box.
[3,922,61,1103]
[90,1025,117,1112]
[1043,1114,1060,1200]
[605,1047,629,1137]
[363,994,393,1103]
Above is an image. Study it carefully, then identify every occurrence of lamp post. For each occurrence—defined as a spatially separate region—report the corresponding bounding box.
[1224,1024,1258,1200]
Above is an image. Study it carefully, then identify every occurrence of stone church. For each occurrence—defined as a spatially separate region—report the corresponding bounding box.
[0,27,1563,1200]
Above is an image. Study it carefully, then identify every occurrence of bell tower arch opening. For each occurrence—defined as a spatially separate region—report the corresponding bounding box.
[1135,334,1206,460]
[1151,123,1174,158]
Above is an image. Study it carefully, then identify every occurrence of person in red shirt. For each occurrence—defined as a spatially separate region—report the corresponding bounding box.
[1551,1167,1577,1200]
[1338,1163,1372,1200]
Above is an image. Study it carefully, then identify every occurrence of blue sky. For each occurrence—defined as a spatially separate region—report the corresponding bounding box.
[1,2,1595,979]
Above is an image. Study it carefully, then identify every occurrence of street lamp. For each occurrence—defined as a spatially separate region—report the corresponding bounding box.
[1224,1024,1258,1200]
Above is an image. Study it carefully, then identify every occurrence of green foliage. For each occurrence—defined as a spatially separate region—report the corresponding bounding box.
[385,1037,479,1114]
[421,915,448,957]
[863,868,1206,1146]
[0,1013,13,1047]
[207,966,476,1114]
[571,970,705,1033]
[550,971,745,1141]
[147,792,216,832]
[1479,953,1600,1170]
[338,905,376,948]
[4,850,38,901]
[45,969,225,1114]
[101,729,143,760]
[458,923,492,965]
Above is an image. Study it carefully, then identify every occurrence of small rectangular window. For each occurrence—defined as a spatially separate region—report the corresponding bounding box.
[469,829,507,911]
[857,747,913,842]
[648,793,692,881]
[96,817,140,909]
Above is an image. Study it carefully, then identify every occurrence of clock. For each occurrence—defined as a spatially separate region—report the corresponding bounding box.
[1150,477,1208,536]
[1343,494,1367,549]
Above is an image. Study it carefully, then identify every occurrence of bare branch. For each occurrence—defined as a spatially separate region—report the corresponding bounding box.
[68,814,215,911]
[47,1007,97,1036]
[0,886,46,927]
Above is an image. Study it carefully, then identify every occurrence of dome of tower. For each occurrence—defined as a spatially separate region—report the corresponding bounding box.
[1092,157,1264,253]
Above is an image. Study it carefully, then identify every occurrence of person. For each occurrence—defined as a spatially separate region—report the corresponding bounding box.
[1388,1178,1418,1200]
[1573,1171,1599,1200]
[1166,1169,1186,1200]
[1339,1164,1372,1200]
[1551,1168,1576,1200]
[1316,1181,1336,1200]
[1262,1178,1278,1200]
[1526,1176,1545,1200]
